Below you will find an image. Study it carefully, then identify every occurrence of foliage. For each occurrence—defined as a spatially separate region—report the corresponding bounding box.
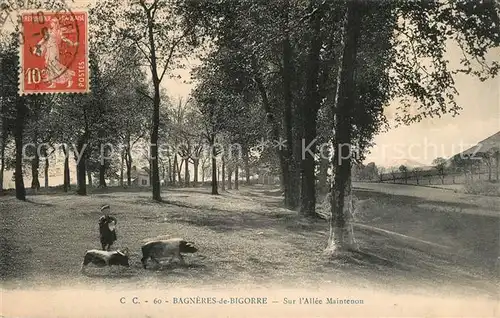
[389,0,500,125]
[463,180,500,197]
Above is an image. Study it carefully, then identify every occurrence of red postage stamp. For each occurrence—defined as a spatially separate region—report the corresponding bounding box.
[18,9,89,95]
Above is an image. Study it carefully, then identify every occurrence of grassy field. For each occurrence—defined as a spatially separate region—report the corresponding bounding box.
[1,184,499,300]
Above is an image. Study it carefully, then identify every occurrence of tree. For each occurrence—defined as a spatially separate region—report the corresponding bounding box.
[0,34,27,200]
[491,147,500,182]
[363,162,378,181]
[412,167,422,185]
[451,153,470,181]
[110,48,152,187]
[328,0,499,254]
[433,157,447,184]
[477,151,495,182]
[378,166,386,182]
[91,0,203,201]
[0,36,18,193]
[389,167,398,183]
[399,165,408,184]
[328,0,363,252]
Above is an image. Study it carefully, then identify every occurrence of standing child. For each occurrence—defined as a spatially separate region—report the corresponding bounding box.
[98,205,118,251]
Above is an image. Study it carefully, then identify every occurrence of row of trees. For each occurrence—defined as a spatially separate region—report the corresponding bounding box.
[178,0,499,252]
[0,32,153,197]
[376,151,500,185]
[0,31,269,196]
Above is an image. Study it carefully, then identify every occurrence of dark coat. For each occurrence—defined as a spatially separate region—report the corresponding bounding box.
[98,215,117,246]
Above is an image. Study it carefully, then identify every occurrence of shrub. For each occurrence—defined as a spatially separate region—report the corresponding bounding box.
[463,180,500,197]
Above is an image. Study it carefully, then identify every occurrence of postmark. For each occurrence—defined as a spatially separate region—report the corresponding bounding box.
[18,8,89,95]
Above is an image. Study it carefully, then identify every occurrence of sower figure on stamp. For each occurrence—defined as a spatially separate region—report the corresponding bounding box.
[32,17,78,88]
[98,205,118,251]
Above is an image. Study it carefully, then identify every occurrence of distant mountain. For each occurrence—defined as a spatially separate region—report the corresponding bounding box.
[449,131,500,159]
[383,158,426,169]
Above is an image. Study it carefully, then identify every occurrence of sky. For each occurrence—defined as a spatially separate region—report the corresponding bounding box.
[366,65,499,167]
[2,0,499,170]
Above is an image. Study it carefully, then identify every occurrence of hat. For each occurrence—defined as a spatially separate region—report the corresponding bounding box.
[100,204,110,211]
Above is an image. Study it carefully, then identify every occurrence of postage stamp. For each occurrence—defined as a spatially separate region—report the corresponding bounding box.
[18,9,89,95]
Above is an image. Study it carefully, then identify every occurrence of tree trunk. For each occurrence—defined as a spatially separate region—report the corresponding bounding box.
[184,158,189,187]
[227,166,232,190]
[63,145,70,192]
[193,158,199,186]
[318,157,329,195]
[149,159,153,186]
[75,137,87,195]
[168,157,172,184]
[14,98,26,201]
[327,0,362,254]
[161,162,166,185]
[243,146,251,185]
[99,161,106,188]
[202,162,206,183]
[31,150,40,190]
[120,149,124,187]
[235,165,239,190]
[221,157,226,191]
[144,13,162,201]
[211,136,218,195]
[178,158,183,184]
[172,155,177,185]
[87,160,93,188]
[281,0,298,210]
[0,132,6,192]
[150,82,161,199]
[44,155,49,189]
[300,0,325,218]
[0,161,3,193]
[0,103,7,192]
[125,147,132,186]
[495,153,499,181]
[290,133,302,208]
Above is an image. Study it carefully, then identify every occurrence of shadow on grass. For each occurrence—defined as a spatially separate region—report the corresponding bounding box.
[81,272,138,279]
[25,199,55,207]
[247,257,286,268]
[0,228,31,280]
[168,213,270,232]
[167,188,214,195]
[354,189,482,210]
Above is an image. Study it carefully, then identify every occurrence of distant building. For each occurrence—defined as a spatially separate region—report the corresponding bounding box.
[131,166,150,187]
[256,166,280,185]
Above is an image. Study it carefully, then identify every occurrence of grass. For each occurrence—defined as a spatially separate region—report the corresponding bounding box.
[464,180,500,196]
[1,184,499,300]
